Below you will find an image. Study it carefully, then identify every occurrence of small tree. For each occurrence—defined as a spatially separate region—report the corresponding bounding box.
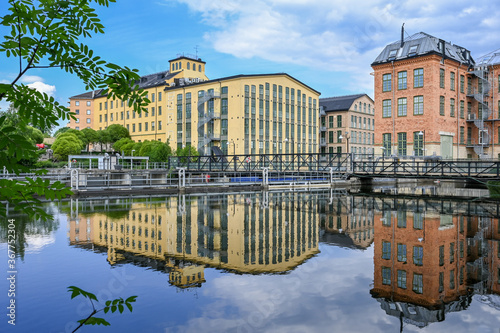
[106,124,130,143]
[176,144,199,163]
[52,133,83,161]
[113,138,133,152]
[54,127,70,137]
[81,128,98,152]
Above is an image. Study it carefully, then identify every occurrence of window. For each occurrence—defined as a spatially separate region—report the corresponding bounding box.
[328,131,334,144]
[132,124,135,132]
[460,75,465,93]
[75,101,80,106]
[439,272,444,292]
[408,45,418,55]
[397,270,407,289]
[450,98,455,117]
[75,118,80,123]
[398,132,407,156]
[382,267,391,285]
[413,246,423,266]
[398,71,407,90]
[397,210,406,228]
[382,133,391,156]
[460,100,464,119]
[414,68,423,88]
[440,96,445,116]
[388,49,397,60]
[158,121,162,130]
[337,115,342,128]
[460,127,465,144]
[99,115,102,123]
[440,69,445,88]
[397,243,407,262]
[382,241,391,259]
[450,72,455,91]
[337,130,342,143]
[413,96,423,115]
[158,92,162,101]
[86,109,91,115]
[450,242,455,263]
[382,74,392,92]
[414,132,423,157]
[86,101,91,106]
[450,269,455,289]
[138,123,141,132]
[329,116,334,128]
[398,98,407,116]
[382,99,391,117]
[413,212,423,229]
[439,245,444,266]
[413,273,423,294]
[86,118,91,123]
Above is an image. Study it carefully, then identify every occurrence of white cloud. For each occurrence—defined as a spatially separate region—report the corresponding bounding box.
[27,81,56,96]
[171,0,500,96]
[20,75,45,84]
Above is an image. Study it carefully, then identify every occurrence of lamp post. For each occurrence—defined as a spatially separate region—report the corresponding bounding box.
[418,130,425,157]
[339,131,350,154]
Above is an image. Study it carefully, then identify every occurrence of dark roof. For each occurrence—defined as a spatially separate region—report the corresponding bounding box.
[372,32,475,67]
[319,94,368,112]
[165,73,321,95]
[69,71,174,99]
[168,55,206,64]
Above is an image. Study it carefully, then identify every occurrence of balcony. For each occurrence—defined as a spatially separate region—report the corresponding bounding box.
[320,138,327,147]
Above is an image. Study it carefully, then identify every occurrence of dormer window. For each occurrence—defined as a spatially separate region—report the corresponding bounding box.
[408,45,418,56]
[388,49,397,60]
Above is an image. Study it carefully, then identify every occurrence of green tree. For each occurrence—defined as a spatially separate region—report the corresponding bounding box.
[66,129,89,149]
[106,124,130,143]
[113,137,133,152]
[0,0,149,219]
[81,127,98,151]
[121,142,136,156]
[175,144,199,163]
[54,126,70,137]
[96,129,111,152]
[52,133,83,161]
[138,140,172,162]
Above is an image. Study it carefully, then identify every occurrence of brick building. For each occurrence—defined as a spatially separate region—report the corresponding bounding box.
[372,30,500,159]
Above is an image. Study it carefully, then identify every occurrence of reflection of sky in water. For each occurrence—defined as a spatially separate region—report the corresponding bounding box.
[0,194,499,333]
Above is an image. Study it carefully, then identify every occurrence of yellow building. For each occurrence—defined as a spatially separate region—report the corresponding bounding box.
[67,193,320,288]
[70,55,321,155]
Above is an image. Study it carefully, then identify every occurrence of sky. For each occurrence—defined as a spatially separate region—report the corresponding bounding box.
[1,0,500,129]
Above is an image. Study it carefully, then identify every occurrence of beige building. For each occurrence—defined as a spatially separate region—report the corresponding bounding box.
[67,91,97,130]
[319,94,375,156]
[69,55,321,155]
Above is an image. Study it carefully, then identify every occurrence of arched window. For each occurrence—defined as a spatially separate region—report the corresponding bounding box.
[179,62,182,69]
[354,104,357,111]
[175,63,178,70]
[187,62,190,70]
[199,64,202,72]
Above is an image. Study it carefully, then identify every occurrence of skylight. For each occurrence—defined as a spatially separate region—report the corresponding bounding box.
[388,49,397,60]
[408,45,418,55]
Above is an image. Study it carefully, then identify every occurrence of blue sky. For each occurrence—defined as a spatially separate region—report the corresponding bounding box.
[1,0,500,128]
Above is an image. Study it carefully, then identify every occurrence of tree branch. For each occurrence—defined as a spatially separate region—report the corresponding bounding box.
[71,309,98,333]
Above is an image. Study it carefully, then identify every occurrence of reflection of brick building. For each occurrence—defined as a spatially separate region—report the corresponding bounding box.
[319,196,374,249]
[371,199,469,326]
[371,196,500,327]
[67,193,320,288]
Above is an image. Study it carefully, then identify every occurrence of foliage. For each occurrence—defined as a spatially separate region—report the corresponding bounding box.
[121,142,136,156]
[34,160,67,169]
[106,124,130,142]
[113,137,133,152]
[176,144,199,162]
[487,181,500,199]
[0,0,150,220]
[52,132,83,161]
[54,126,70,137]
[138,140,172,162]
[68,286,137,332]
[65,129,89,147]
[81,127,98,151]
[96,129,111,151]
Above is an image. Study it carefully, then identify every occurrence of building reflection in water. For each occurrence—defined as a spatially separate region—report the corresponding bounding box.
[66,189,500,329]
[67,192,322,289]
[370,194,500,330]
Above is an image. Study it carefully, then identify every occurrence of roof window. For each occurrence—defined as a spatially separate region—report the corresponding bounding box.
[408,45,418,56]
[388,49,397,60]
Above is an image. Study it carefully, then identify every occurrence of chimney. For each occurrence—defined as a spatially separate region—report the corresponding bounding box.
[400,23,405,48]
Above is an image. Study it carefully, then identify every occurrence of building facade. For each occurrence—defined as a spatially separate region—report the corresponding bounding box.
[372,31,500,159]
[69,55,321,155]
[67,91,97,130]
[319,94,375,156]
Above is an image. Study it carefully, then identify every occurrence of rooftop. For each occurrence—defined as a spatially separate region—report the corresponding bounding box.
[372,32,475,66]
[319,94,370,112]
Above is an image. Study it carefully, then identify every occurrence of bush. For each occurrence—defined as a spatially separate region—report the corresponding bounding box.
[487,181,500,199]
